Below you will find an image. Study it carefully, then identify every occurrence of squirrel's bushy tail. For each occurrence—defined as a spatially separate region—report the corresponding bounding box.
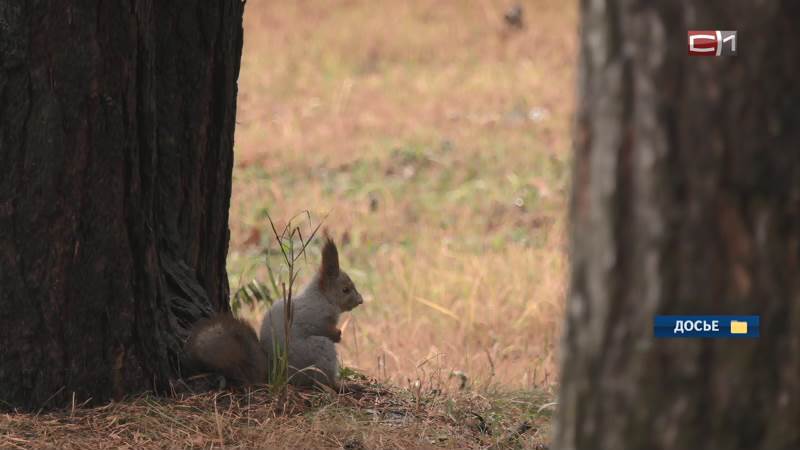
[184,315,267,386]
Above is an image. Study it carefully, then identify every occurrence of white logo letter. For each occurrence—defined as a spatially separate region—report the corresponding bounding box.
[690,34,716,53]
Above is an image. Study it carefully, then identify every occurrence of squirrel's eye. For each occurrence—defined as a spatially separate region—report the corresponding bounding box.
[342,286,351,294]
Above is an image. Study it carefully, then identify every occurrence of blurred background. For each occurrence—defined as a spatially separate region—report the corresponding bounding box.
[228,0,577,392]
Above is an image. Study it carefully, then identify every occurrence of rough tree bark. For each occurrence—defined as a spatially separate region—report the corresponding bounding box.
[0,1,244,409]
[555,1,800,449]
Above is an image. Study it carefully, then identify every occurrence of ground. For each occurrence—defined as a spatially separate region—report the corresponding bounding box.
[1,382,553,449]
[2,0,576,448]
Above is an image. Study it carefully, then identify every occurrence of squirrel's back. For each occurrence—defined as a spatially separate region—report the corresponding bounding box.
[184,315,267,386]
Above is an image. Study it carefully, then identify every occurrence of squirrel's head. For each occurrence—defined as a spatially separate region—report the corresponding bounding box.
[317,237,363,312]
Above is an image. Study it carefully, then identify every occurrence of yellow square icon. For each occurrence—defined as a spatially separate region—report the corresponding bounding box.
[730,320,748,334]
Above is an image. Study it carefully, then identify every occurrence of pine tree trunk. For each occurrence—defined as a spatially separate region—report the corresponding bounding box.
[555,1,800,449]
[0,0,244,410]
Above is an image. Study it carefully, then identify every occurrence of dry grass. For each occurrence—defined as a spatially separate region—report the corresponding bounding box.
[232,0,576,391]
[1,381,553,449]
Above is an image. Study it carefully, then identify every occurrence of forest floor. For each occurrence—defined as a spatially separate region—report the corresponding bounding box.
[1,380,553,449]
[3,0,576,448]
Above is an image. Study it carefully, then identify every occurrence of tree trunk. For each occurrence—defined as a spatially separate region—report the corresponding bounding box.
[0,0,244,409]
[555,1,800,449]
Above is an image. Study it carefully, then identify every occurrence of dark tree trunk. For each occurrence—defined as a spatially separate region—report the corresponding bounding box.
[555,1,800,449]
[0,1,244,409]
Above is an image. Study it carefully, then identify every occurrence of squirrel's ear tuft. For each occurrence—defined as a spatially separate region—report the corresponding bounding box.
[320,237,340,280]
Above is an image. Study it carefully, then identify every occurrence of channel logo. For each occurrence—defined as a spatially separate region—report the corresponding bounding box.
[688,30,737,56]
[654,315,759,339]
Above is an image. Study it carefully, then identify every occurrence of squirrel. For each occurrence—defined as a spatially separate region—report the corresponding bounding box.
[260,237,364,389]
[181,236,362,390]
[183,315,267,386]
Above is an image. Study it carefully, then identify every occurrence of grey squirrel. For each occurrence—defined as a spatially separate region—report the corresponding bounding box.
[260,237,363,389]
[182,237,363,389]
